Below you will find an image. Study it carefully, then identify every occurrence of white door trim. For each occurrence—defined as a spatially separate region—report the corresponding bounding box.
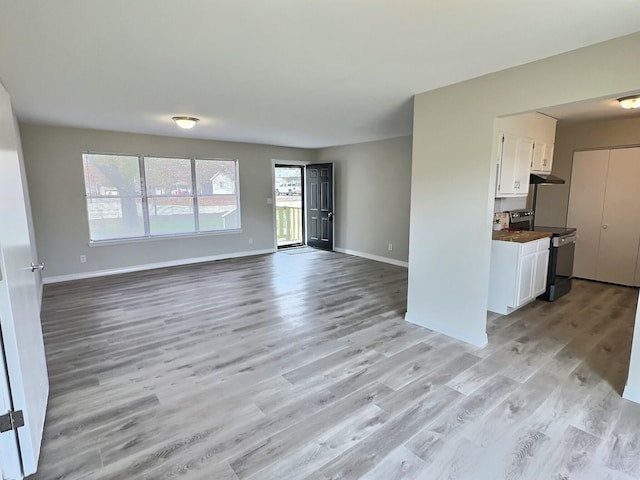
[271,159,310,249]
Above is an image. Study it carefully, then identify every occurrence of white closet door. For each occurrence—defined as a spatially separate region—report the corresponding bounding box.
[567,150,609,281]
[596,147,640,286]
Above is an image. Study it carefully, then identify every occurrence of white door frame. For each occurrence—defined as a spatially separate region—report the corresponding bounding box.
[271,159,310,250]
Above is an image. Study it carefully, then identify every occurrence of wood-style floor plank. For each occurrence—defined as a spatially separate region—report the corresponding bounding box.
[27,249,640,479]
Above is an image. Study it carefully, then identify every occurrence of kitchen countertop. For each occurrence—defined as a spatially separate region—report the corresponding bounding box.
[492,230,552,243]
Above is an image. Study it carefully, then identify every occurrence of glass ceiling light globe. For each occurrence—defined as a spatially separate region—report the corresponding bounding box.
[172,116,200,129]
[618,96,640,109]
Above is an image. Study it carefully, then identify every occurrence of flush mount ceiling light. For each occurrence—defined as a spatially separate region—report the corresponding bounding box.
[617,95,640,109]
[172,116,200,129]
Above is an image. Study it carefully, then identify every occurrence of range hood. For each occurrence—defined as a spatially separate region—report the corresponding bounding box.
[530,173,565,185]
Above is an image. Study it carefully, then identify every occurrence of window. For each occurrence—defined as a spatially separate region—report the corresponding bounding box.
[83,153,240,242]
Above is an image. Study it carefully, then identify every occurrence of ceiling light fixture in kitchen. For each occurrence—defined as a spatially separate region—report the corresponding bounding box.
[617,95,640,109]
[172,116,200,129]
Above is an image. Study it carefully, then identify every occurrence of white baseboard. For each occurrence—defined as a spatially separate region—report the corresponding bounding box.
[404,311,488,347]
[623,383,640,404]
[42,248,276,284]
[334,247,408,268]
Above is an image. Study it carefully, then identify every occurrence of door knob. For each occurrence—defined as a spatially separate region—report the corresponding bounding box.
[327,212,334,219]
[30,262,45,272]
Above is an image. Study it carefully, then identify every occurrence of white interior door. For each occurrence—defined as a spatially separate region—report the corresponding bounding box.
[567,150,609,281]
[596,147,640,286]
[0,84,49,478]
[0,319,22,480]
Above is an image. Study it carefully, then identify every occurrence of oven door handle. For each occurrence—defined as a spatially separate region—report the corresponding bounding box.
[554,233,577,247]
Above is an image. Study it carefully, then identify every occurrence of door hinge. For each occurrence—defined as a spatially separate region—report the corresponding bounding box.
[0,410,24,433]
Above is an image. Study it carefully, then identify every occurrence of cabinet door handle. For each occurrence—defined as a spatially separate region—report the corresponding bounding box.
[602,224,608,229]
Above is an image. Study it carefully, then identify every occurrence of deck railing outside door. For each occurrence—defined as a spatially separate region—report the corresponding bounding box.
[276,206,302,245]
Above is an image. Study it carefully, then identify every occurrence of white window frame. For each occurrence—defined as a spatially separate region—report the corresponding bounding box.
[83,152,241,244]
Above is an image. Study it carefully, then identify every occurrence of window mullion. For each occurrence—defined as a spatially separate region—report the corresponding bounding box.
[191,158,200,233]
[140,155,151,237]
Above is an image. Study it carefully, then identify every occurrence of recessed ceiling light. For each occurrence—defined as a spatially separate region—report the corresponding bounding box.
[617,96,640,109]
[172,116,200,129]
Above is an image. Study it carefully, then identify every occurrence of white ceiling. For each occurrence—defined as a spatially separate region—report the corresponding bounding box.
[1,1,640,148]
[540,95,640,125]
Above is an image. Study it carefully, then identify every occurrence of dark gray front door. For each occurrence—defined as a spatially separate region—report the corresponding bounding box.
[306,163,333,250]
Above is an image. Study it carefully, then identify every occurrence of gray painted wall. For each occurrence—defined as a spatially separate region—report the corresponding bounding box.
[20,125,412,280]
[407,32,640,347]
[534,115,640,227]
[317,136,412,264]
[20,124,314,280]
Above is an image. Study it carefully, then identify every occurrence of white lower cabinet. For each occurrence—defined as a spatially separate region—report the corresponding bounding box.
[517,250,536,307]
[488,237,550,315]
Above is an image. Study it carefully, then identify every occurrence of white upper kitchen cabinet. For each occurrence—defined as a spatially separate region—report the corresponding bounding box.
[531,141,554,174]
[493,112,556,198]
[496,133,534,197]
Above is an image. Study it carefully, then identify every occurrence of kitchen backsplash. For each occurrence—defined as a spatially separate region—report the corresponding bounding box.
[494,196,526,214]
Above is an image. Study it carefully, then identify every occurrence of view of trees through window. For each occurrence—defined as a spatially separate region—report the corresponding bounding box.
[83,153,240,242]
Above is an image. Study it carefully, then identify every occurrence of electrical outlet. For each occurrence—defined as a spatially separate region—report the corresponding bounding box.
[248,237,254,244]
[388,243,393,251]
[80,255,87,263]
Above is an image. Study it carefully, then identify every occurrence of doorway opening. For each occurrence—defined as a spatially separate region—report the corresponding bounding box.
[275,165,304,248]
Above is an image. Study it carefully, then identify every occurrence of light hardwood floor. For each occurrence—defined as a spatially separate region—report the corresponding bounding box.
[28,248,640,479]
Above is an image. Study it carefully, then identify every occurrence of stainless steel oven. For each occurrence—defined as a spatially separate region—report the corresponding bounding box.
[508,209,534,230]
[534,227,577,301]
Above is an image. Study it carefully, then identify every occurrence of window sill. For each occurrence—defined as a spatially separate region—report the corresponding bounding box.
[88,228,243,247]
